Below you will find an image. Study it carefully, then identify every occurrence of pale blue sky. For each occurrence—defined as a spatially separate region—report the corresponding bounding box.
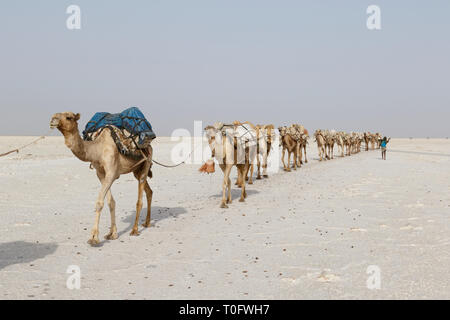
[1,1,449,137]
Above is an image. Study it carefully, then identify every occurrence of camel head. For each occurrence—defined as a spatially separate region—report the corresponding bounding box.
[50,112,80,133]
[204,125,217,141]
[204,124,224,152]
[278,126,287,137]
[264,124,275,144]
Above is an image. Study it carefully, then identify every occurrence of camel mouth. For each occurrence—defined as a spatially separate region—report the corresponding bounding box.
[50,119,59,129]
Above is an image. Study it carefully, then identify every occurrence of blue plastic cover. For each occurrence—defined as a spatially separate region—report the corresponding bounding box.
[83,107,156,146]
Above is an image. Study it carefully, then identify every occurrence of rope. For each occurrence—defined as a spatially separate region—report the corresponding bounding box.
[152,159,187,168]
[0,131,52,158]
[152,137,207,168]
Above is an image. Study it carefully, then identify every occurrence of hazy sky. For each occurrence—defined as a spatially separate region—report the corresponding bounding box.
[1,0,449,137]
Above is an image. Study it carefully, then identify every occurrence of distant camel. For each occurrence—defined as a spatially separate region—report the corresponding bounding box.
[247,124,274,182]
[323,130,336,160]
[314,130,327,161]
[291,124,309,167]
[50,112,153,246]
[336,131,345,157]
[204,122,253,208]
[279,126,298,171]
[364,132,370,151]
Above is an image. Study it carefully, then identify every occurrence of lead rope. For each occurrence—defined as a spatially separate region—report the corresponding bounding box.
[152,138,207,168]
[0,130,53,158]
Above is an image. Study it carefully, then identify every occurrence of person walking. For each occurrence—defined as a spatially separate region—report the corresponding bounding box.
[380,136,391,160]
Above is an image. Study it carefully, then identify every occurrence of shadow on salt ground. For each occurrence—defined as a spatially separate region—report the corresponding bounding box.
[117,206,187,237]
[210,188,259,201]
[0,241,58,270]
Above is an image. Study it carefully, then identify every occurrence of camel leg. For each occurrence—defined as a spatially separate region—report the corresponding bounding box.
[298,145,303,167]
[238,165,247,202]
[248,163,254,184]
[142,181,153,228]
[304,145,308,163]
[281,147,287,171]
[104,190,118,240]
[286,151,292,172]
[256,155,262,180]
[246,164,252,182]
[131,163,150,236]
[221,164,233,208]
[89,175,115,246]
[95,169,118,241]
[293,148,297,170]
[130,180,145,236]
[262,151,268,178]
[226,174,232,204]
[243,165,248,199]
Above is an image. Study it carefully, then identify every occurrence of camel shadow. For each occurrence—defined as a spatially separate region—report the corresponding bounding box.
[0,241,58,270]
[117,206,187,237]
[210,188,259,201]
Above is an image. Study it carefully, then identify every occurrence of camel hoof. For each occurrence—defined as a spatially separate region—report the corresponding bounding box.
[245,176,249,181]
[220,203,229,209]
[87,237,100,246]
[248,180,253,185]
[239,198,245,202]
[226,199,232,204]
[263,175,269,178]
[305,160,308,163]
[104,233,118,240]
[130,229,140,236]
[142,222,151,228]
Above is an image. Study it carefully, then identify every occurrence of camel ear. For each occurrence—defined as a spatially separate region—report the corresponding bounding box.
[75,113,80,121]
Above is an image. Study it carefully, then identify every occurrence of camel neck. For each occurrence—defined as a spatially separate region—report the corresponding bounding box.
[62,127,91,162]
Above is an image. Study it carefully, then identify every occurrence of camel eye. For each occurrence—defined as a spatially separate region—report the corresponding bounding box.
[66,117,73,121]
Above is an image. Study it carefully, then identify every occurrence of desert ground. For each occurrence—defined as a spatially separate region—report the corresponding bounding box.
[0,136,449,299]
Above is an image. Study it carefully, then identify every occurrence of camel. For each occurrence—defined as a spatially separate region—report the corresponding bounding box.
[244,124,268,183]
[291,124,309,167]
[375,133,382,149]
[204,122,253,208]
[279,126,298,171]
[349,132,358,154]
[363,132,370,151]
[247,124,275,181]
[369,133,378,150]
[351,132,363,154]
[357,132,364,153]
[50,112,154,246]
[335,131,345,157]
[323,130,336,160]
[342,132,352,156]
[262,124,275,174]
[314,129,327,161]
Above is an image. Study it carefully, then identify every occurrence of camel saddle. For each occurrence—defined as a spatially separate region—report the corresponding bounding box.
[83,107,156,159]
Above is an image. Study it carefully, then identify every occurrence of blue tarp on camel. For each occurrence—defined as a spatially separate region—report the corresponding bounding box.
[83,107,156,147]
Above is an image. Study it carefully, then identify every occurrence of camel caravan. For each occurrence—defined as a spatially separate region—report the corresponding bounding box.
[314,130,381,161]
[49,107,382,246]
